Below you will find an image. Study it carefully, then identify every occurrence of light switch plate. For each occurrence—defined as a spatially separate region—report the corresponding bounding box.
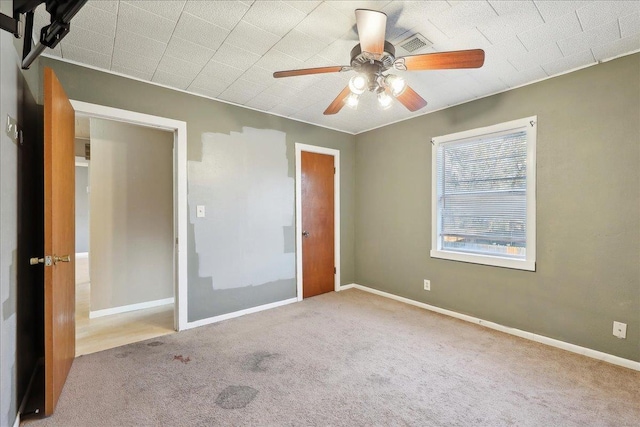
[196,205,205,218]
[613,321,627,339]
[6,115,19,143]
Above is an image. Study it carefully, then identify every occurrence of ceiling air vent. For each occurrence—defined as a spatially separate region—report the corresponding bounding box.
[397,33,431,55]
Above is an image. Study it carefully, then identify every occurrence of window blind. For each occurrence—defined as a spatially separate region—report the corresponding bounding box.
[436,129,528,258]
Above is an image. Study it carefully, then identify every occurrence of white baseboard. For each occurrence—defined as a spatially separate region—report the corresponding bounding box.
[76,252,88,258]
[185,297,298,330]
[90,297,174,319]
[345,283,640,372]
[12,413,19,427]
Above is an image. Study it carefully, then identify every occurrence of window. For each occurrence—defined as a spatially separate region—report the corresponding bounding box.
[431,116,536,271]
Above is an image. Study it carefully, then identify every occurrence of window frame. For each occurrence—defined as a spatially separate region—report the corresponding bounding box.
[431,116,537,271]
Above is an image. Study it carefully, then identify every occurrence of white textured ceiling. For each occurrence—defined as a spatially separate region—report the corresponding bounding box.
[35,1,640,134]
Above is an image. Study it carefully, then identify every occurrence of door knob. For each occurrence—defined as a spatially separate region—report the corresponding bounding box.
[30,255,69,266]
[302,230,310,238]
[30,256,52,266]
[53,255,71,264]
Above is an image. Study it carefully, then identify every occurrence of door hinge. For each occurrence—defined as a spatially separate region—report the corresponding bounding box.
[334,167,336,174]
[334,267,336,274]
[175,237,178,245]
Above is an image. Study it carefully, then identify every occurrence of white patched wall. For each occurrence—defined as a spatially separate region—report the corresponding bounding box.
[188,127,295,290]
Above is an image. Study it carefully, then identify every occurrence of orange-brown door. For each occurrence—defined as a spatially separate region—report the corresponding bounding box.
[43,67,75,415]
[301,151,334,298]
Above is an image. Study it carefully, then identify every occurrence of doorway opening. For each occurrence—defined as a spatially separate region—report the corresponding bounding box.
[295,143,341,300]
[71,101,188,355]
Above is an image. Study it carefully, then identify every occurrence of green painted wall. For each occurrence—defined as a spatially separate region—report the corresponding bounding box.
[354,53,640,362]
[36,57,356,321]
[22,53,640,361]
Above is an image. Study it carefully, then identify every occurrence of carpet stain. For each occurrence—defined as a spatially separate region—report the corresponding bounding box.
[173,355,191,364]
[246,351,279,372]
[292,310,321,319]
[147,341,164,347]
[215,386,258,409]
[368,373,391,385]
[114,351,131,358]
[348,342,373,357]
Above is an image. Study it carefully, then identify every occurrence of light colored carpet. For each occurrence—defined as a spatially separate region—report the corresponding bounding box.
[25,289,640,426]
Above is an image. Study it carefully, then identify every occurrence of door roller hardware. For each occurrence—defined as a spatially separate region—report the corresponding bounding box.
[302,230,310,238]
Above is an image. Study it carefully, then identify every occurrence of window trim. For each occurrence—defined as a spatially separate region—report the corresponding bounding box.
[431,116,537,271]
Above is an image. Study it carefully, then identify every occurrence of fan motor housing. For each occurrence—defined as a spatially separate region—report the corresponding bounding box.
[350,41,396,73]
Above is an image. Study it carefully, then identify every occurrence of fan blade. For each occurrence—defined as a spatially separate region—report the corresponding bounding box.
[395,49,485,71]
[355,9,387,55]
[324,86,352,115]
[394,85,428,112]
[273,66,349,78]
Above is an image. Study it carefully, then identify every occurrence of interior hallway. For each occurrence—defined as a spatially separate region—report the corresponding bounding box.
[75,256,174,356]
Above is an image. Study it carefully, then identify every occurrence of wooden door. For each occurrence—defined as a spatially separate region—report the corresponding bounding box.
[301,151,335,298]
[43,67,76,415]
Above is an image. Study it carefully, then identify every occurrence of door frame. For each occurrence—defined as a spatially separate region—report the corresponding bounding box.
[74,157,89,258]
[69,100,188,331]
[295,143,340,301]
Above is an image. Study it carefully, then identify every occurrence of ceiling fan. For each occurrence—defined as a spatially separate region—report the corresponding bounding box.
[273,9,485,115]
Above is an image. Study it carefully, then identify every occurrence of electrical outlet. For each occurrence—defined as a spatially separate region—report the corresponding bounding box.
[613,321,627,339]
[423,279,430,291]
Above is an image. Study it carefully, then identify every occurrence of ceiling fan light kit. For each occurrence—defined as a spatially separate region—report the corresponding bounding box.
[348,74,367,95]
[377,92,393,110]
[346,93,360,109]
[386,75,407,96]
[273,9,486,116]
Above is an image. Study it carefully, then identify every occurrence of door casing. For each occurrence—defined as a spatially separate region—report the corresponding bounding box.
[70,100,188,331]
[295,143,340,301]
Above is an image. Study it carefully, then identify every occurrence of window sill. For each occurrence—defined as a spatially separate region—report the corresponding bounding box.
[430,249,536,271]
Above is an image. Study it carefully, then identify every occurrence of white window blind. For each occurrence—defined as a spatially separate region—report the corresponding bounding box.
[431,117,536,271]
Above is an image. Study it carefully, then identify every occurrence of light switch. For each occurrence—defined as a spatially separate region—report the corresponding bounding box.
[196,205,205,218]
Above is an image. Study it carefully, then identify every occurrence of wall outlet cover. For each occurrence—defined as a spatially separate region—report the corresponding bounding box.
[424,279,430,291]
[196,205,206,218]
